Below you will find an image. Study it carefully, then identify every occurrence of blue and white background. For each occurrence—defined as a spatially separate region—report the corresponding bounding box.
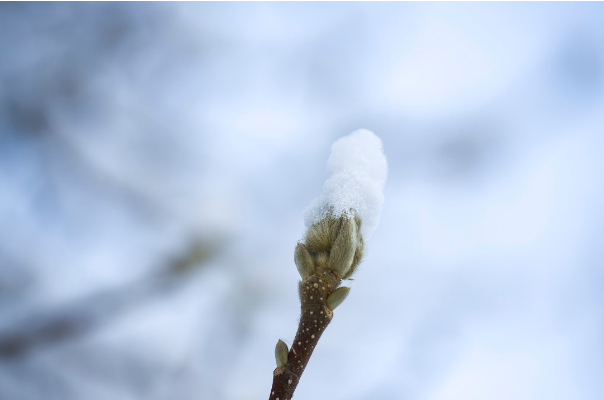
[1,3,603,399]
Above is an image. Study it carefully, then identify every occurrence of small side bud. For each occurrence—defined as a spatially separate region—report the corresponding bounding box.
[328,217,357,278]
[294,243,315,278]
[327,286,350,310]
[275,339,289,368]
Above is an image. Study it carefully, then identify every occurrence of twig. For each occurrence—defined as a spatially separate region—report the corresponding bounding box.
[269,268,340,400]
[268,129,387,398]
[268,215,361,400]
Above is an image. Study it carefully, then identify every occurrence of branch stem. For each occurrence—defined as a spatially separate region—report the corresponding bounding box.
[268,268,341,400]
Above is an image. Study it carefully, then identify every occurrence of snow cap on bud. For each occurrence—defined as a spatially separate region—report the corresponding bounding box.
[294,243,315,278]
[275,339,289,368]
[327,286,350,310]
[298,129,386,280]
[303,129,387,239]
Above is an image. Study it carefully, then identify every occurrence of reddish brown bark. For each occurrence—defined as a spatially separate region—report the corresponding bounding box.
[268,268,341,400]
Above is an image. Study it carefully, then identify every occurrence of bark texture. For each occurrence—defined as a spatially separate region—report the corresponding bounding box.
[268,267,341,400]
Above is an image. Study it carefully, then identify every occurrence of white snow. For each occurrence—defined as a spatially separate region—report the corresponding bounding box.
[303,129,388,238]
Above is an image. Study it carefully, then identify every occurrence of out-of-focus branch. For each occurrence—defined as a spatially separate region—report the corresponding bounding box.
[0,239,221,359]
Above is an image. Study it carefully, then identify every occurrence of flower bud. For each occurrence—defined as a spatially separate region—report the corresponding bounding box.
[302,212,364,279]
[326,286,350,310]
[305,216,342,252]
[275,339,289,368]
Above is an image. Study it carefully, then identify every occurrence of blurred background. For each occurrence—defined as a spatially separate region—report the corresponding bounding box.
[1,2,603,399]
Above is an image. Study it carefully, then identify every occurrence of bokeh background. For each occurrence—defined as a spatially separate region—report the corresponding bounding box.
[1,2,603,399]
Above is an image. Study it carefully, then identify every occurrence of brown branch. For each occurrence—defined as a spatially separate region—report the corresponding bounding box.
[0,239,218,358]
[268,267,341,400]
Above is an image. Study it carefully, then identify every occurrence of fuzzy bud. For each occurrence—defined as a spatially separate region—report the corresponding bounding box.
[275,339,289,368]
[343,214,364,279]
[326,286,350,310]
[302,212,364,279]
[294,243,315,278]
[328,217,357,278]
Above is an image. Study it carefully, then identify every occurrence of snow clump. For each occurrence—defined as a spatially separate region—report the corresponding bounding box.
[303,129,388,239]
